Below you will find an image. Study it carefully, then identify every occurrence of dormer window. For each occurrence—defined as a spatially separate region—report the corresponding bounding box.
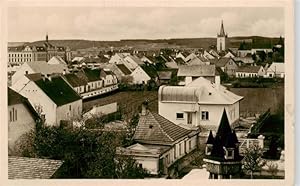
[223,147,234,160]
[205,144,213,155]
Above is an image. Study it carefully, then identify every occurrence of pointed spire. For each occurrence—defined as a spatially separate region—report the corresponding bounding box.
[206,130,215,144]
[46,32,49,43]
[218,20,226,37]
[216,109,232,140]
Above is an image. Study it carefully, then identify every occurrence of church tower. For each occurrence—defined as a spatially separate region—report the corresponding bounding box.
[217,20,227,52]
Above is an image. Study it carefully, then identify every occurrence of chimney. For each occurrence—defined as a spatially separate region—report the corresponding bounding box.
[141,100,149,116]
[215,75,221,90]
[63,69,66,75]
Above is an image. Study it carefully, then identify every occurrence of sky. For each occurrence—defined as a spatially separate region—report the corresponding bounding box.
[7,7,284,42]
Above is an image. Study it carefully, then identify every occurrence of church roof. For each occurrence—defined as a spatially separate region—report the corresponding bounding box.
[218,20,227,37]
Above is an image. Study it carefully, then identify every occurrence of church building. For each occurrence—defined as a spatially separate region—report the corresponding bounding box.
[217,20,227,52]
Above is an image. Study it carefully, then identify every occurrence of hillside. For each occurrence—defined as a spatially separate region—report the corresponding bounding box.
[25,36,282,51]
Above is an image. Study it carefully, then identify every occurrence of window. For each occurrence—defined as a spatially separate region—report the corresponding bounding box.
[139,163,143,168]
[201,111,209,120]
[189,140,192,150]
[187,112,192,124]
[179,143,182,155]
[69,105,72,111]
[176,113,184,119]
[174,145,177,159]
[9,110,12,122]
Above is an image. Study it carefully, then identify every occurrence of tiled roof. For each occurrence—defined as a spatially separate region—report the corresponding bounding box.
[140,64,158,79]
[213,58,236,68]
[33,75,81,106]
[158,71,172,80]
[133,111,193,145]
[26,61,68,75]
[63,73,88,87]
[236,65,262,73]
[8,156,63,179]
[127,55,145,65]
[177,65,215,77]
[165,62,179,69]
[8,46,25,52]
[116,64,132,75]
[83,68,101,82]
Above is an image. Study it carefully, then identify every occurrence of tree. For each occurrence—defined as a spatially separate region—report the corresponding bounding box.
[266,162,279,178]
[114,155,149,179]
[243,144,266,179]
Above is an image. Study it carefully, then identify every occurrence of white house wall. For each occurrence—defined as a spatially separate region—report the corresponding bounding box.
[8,103,36,152]
[56,99,82,124]
[131,67,151,84]
[159,101,240,130]
[18,81,57,126]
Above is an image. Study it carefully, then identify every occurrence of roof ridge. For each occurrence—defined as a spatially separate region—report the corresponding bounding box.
[149,112,174,141]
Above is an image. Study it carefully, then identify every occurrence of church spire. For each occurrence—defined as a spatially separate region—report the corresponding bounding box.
[46,33,48,43]
[218,20,226,37]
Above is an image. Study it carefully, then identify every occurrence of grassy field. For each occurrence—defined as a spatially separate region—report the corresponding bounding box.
[83,86,284,119]
[83,91,158,119]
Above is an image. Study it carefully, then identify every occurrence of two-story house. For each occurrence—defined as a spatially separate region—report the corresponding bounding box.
[158,77,243,130]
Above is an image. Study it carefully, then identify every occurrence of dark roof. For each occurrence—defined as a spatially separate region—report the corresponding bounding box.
[8,87,40,119]
[8,156,63,179]
[25,73,43,81]
[133,111,195,145]
[63,73,87,87]
[140,64,158,79]
[214,58,236,68]
[8,87,26,106]
[116,64,132,75]
[206,131,214,144]
[236,65,262,73]
[206,110,241,161]
[34,76,81,106]
[83,68,101,82]
[175,58,186,65]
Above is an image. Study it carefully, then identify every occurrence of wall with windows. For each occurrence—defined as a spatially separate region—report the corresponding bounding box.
[56,99,82,124]
[8,103,36,153]
[18,81,58,126]
[159,101,240,130]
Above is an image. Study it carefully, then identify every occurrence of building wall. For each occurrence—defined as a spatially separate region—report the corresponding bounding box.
[217,37,226,51]
[224,59,238,76]
[56,99,82,124]
[18,81,58,126]
[134,157,159,175]
[159,101,240,130]
[131,67,151,84]
[8,103,36,153]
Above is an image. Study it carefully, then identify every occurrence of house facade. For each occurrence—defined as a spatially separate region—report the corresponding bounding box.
[212,58,238,77]
[116,103,200,176]
[266,62,285,78]
[158,77,243,130]
[235,65,265,78]
[8,88,39,154]
[130,66,151,84]
[17,75,82,126]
